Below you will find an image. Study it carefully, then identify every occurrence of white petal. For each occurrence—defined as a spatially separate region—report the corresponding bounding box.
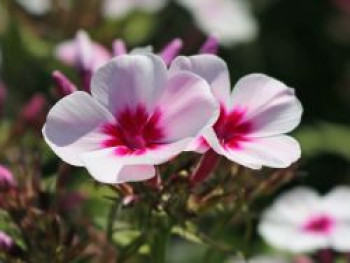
[262,187,322,226]
[102,0,134,18]
[103,0,167,19]
[237,135,301,168]
[259,220,329,253]
[76,30,94,70]
[91,54,167,116]
[157,71,219,143]
[169,55,231,107]
[231,74,303,137]
[82,150,156,184]
[203,128,262,169]
[259,188,328,252]
[177,0,257,45]
[330,223,350,252]
[206,132,300,169]
[322,186,350,220]
[80,139,192,183]
[43,91,114,166]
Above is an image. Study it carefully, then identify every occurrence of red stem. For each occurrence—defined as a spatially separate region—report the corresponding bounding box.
[189,150,220,186]
[318,249,333,263]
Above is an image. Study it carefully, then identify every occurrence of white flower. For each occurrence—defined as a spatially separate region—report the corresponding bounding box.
[103,0,168,19]
[55,30,111,72]
[259,186,350,253]
[176,0,258,45]
[43,54,219,184]
[171,55,302,170]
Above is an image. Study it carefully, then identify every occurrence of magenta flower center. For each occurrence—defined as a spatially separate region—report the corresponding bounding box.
[214,105,252,150]
[302,215,335,234]
[101,105,164,155]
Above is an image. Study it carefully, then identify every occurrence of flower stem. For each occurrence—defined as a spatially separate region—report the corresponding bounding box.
[189,150,221,186]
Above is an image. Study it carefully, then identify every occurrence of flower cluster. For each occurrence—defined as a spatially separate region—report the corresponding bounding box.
[44,49,302,185]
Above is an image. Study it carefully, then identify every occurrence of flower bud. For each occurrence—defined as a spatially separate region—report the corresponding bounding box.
[0,232,13,252]
[52,70,77,97]
[0,165,16,191]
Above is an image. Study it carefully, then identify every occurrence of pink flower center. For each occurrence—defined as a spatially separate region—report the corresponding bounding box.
[302,215,335,234]
[101,105,164,155]
[214,105,252,150]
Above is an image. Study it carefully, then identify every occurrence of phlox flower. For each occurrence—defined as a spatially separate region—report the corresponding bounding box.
[103,0,168,19]
[259,187,350,253]
[176,0,258,45]
[16,0,51,15]
[43,54,219,184]
[171,55,302,170]
[55,30,111,73]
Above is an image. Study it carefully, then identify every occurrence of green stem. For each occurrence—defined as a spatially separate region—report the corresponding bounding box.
[106,200,120,242]
[150,216,172,263]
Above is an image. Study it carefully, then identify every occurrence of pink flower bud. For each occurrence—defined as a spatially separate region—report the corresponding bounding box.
[200,36,219,54]
[52,70,77,97]
[113,39,127,56]
[0,165,16,191]
[159,38,183,65]
[0,81,7,116]
[21,93,47,123]
[0,232,13,252]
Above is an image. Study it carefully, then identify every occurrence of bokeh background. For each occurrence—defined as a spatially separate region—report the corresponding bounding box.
[0,0,350,262]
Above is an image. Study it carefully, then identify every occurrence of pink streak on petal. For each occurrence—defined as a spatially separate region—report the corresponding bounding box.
[199,136,210,150]
[52,70,77,97]
[302,215,335,235]
[101,105,164,155]
[113,39,127,56]
[200,36,219,54]
[214,105,252,150]
[159,38,183,66]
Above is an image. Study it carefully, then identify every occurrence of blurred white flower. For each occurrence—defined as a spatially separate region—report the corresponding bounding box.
[16,0,51,15]
[259,186,350,253]
[103,0,168,19]
[176,0,258,45]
